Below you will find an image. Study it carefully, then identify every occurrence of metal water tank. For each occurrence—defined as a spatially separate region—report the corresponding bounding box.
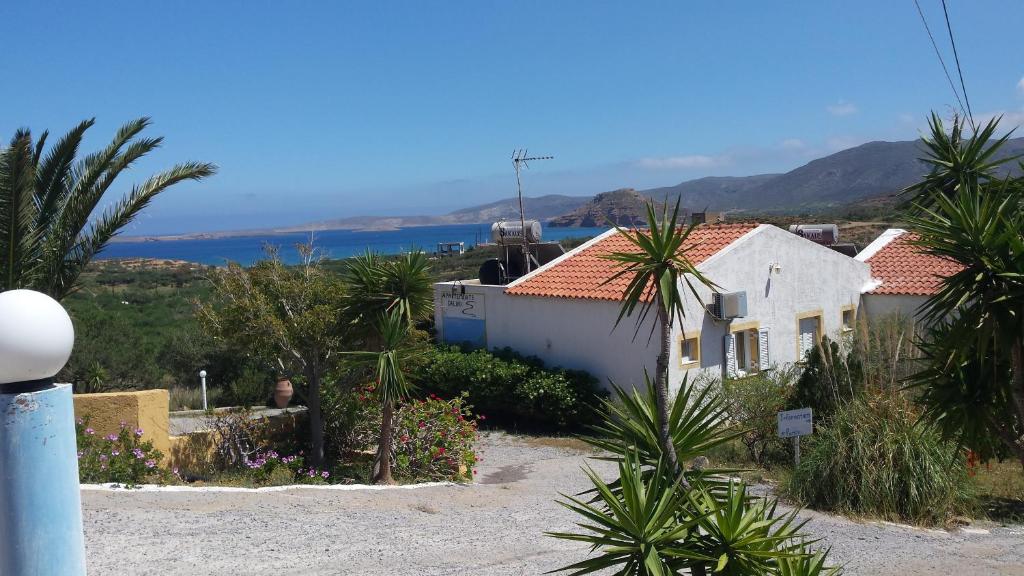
[491,220,542,244]
[788,224,839,245]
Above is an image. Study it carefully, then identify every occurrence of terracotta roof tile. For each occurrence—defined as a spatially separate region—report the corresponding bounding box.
[865,232,963,296]
[505,223,760,301]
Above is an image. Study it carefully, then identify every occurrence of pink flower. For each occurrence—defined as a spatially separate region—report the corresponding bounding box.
[321,471,330,479]
[105,434,118,441]
[85,428,95,435]
[145,459,156,469]
[134,428,144,437]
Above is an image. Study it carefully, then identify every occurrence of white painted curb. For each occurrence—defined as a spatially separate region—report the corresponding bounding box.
[80,481,458,493]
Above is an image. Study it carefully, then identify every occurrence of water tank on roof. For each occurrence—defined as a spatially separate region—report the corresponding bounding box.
[492,220,542,244]
[789,224,839,245]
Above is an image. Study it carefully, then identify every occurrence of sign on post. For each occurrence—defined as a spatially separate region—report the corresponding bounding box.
[777,407,813,467]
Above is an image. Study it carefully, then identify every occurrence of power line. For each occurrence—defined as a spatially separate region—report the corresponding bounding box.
[940,0,974,125]
[912,0,967,119]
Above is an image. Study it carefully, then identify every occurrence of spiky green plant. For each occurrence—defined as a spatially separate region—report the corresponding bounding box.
[546,453,710,575]
[601,198,717,479]
[776,549,842,576]
[0,118,216,299]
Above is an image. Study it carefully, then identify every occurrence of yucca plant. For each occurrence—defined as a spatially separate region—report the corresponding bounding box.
[602,197,717,479]
[0,118,216,299]
[776,549,842,576]
[547,453,712,575]
[903,113,1024,468]
[344,308,419,484]
[583,374,742,489]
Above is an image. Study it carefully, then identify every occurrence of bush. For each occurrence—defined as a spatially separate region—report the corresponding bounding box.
[720,366,799,466]
[789,337,863,423]
[322,383,381,461]
[241,449,331,485]
[392,393,478,482]
[76,418,173,487]
[789,394,974,525]
[419,346,605,430]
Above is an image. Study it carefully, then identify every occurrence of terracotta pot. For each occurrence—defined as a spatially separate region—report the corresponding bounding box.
[274,377,293,408]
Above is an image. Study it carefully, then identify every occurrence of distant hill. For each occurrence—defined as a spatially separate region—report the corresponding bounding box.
[446,194,591,222]
[549,189,653,227]
[641,138,1024,212]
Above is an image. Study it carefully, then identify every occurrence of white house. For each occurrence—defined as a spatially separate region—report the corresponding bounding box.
[434,223,874,391]
[856,228,962,321]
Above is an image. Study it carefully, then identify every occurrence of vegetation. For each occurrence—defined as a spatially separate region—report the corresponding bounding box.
[902,114,1024,468]
[392,393,478,482]
[788,337,863,423]
[0,118,215,299]
[76,418,173,487]
[789,395,973,525]
[550,379,839,575]
[602,198,717,480]
[419,345,604,430]
[199,245,346,466]
[340,250,433,484]
[721,366,800,465]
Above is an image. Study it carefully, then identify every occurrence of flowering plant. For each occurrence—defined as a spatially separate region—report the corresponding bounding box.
[392,392,478,482]
[76,418,174,487]
[243,449,331,485]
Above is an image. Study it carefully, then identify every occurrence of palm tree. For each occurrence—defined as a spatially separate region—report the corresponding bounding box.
[0,118,216,299]
[602,198,717,480]
[904,114,1024,467]
[341,250,433,483]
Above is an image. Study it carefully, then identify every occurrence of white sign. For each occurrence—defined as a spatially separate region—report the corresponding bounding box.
[777,407,813,438]
[441,291,485,320]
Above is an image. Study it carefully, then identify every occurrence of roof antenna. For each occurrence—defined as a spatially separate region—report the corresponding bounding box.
[511,149,553,274]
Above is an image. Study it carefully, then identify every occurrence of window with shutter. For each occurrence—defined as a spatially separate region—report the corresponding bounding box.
[724,334,737,378]
[758,328,770,371]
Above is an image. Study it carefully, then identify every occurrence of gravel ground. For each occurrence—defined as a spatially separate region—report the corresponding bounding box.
[82,432,1024,575]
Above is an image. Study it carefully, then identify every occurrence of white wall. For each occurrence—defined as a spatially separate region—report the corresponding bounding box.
[861,294,927,322]
[669,225,872,389]
[434,281,659,390]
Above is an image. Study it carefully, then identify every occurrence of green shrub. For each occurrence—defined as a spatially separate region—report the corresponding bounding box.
[322,383,381,461]
[419,346,605,430]
[789,395,973,525]
[789,336,863,422]
[76,418,173,487]
[392,393,479,482]
[720,366,799,466]
[226,365,272,407]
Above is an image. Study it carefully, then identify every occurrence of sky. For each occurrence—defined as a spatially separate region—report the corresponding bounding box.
[2,1,1023,235]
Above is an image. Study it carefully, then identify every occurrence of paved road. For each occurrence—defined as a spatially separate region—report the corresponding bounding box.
[82,433,1024,575]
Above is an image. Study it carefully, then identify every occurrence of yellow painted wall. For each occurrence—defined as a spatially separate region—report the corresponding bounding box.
[168,432,216,476]
[73,390,170,458]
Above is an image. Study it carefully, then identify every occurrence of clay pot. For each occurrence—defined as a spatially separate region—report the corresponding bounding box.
[274,377,293,408]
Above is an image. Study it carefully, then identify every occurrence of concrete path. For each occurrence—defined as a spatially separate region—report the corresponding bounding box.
[81,433,1024,575]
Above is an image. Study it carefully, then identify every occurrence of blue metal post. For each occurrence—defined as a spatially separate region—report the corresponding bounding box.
[0,381,87,575]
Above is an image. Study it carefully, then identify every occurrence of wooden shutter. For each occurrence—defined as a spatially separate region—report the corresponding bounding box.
[758,328,770,371]
[724,334,738,378]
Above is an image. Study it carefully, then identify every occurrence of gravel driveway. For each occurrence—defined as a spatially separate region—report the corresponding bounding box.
[82,432,1024,575]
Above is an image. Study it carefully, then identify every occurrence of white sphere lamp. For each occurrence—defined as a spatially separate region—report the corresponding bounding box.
[0,290,75,385]
[199,370,207,379]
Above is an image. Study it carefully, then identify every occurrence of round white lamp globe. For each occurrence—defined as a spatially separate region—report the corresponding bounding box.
[0,290,75,385]
[199,370,207,379]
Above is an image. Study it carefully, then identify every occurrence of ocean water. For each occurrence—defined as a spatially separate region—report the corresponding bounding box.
[100,224,610,265]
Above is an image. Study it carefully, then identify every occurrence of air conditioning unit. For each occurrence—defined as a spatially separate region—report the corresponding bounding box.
[711,291,747,319]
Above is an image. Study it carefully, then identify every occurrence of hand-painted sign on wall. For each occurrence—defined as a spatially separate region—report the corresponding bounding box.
[441,291,486,348]
[441,291,485,320]
[777,407,812,438]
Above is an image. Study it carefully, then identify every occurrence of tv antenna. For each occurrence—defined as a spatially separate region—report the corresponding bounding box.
[511,149,553,274]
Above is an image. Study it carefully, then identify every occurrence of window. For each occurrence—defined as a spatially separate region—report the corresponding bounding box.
[680,334,700,366]
[725,324,769,378]
[841,306,855,332]
[797,312,823,360]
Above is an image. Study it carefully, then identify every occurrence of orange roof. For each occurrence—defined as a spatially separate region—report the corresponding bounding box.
[864,232,963,296]
[506,223,760,301]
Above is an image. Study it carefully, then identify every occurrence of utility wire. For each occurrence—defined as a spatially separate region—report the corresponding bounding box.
[912,0,967,119]
[941,0,974,126]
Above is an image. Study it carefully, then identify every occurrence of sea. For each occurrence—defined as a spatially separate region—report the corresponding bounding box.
[100,224,611,265]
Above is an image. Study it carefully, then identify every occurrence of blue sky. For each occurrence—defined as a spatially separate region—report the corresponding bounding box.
[2,1,1023,235]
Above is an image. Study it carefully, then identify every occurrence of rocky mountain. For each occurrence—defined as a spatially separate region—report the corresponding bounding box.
[446,194,591,222]
[548,189,653,227]
[643,138,1024,212]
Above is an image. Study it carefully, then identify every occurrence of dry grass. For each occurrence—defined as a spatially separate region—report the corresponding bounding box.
[520,435,600,454]
[974,459,1024,523]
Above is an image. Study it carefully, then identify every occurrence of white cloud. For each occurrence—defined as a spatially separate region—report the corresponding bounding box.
[779,138,805,150]
[635,154,729,169]
[1017,76,1024,95]
[826,100,858,117]
[974,107,1024,130]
